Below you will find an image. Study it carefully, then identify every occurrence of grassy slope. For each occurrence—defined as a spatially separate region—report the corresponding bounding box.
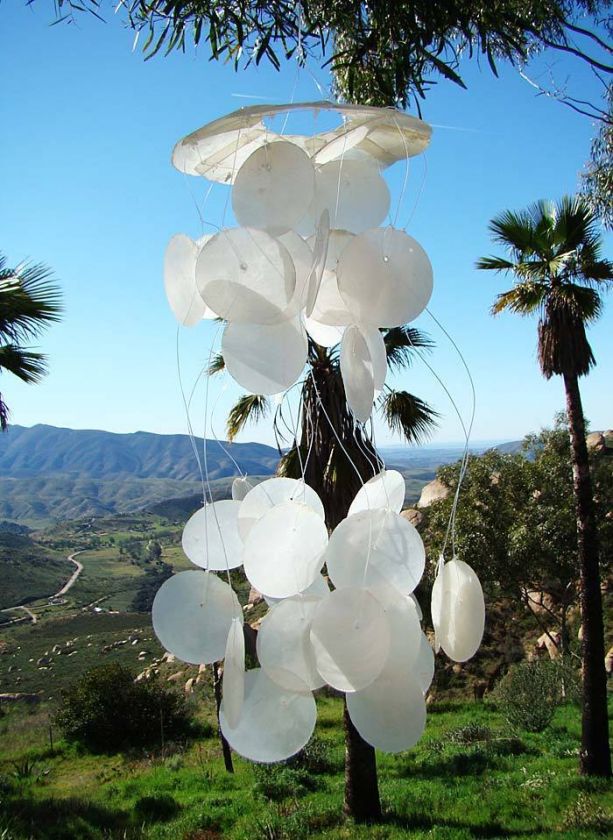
[0,698,611,839]
[0,534,69,611]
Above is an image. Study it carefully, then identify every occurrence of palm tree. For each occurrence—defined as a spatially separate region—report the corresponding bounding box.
[211,324,438,821]
[0,254,62,430]
[477,195,612,777]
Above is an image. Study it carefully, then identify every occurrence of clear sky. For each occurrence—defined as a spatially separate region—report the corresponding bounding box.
[1,4,611,447]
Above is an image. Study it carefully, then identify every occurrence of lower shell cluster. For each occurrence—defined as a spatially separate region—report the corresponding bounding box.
[152,470,485,762]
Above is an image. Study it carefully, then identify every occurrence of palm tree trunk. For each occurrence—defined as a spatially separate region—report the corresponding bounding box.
[563,372,611,777]
[298,358,383,821]
[212,662,234,773]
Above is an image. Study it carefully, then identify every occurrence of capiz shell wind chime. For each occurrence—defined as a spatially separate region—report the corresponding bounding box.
[155,101,486,762]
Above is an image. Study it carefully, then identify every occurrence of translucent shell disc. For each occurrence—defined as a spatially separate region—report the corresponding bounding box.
[325,508,425,595]
[303,316,345,348]
[346,660,427,753]
[278,231,313,317]
[222,317,307,395]
[305,210,330,317]
[164,234,207,327]
[232,476,257,502]
[337,227,433,327]
[238,477,324,541]
[223,617,245,729]
[340,325,375,423]
[232,141,315,237]
[308,229,355,327]
[348,469,406,517]
[309,159,390,234]
[257,594,326,693]
[243,501,328,599]
[310,587,390,692]
[196,227,296,325]
[415,631,435,694]
[152,570,242,665]
[182,500,243,571]
[431,558,485,662]
[220,668,317,763]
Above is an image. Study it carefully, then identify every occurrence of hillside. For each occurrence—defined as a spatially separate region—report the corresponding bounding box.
[0,532,69,610]
[0,425,280,526]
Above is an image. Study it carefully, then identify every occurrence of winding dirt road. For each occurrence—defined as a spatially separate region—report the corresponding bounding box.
[54,551,84,597]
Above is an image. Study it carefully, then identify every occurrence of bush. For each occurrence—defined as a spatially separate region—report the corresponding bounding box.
[134,794,180,822]
[286,736,335,774]
[562,793,612,834]
[493,660,561,732]
[252,765,317,802]
[55,663,193,753]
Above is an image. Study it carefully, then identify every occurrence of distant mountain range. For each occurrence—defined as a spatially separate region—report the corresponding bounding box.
[0,424,522,528]
[0,425,280,526]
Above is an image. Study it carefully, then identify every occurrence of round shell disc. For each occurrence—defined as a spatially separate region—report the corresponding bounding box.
[220,668,317,763]
[243,501,328,599]
[310,159,390,234]
[348,469,406,517]
[238,477,324,541]
[232,141,315,236]
[257,594,326,693]
[222,317,307,395]
[325,508,425,595]
[182,500,243,571]
[415,631,435,694]
[346,660,427,753]
[304,316,345,348]
[340,324,375,423]
[278,230,313,317]
[308,229,354,326]
[223,617,245,729]
[232,476,257,502]
[337,227,433,327]
[310,587,390,692]
[164,234,207,327]
[196,227,296,325]
[432,559,485,662]
[305,210,330,317]
[152,570,242,665]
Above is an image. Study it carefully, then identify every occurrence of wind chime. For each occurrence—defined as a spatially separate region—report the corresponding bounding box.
[155,101,485,762]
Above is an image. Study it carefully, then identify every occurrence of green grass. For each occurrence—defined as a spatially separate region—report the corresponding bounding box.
[66,549,146,612]
[0,697,610,840]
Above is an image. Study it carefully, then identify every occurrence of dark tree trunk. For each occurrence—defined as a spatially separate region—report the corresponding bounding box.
[343,698,381,821]
[212,662,234,773]
[563,372,611,777]
[283,352,383,821]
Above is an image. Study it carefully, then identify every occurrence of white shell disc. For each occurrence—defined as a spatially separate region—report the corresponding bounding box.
[223,617,245,729]
[348,469,406,517]
[238,477,324,541]
[304,316,345,348]
[305,210,330,317]
[182,500,243,571]
[243,501,328,599]
[164,234,207,327]
[222,316,307,395]
[337,227,433,327]
[310,587,390,692]
[278,230,313,317]
[257,594,326,693]
[361,325,387,389]
[310,159,390,233]
[416,631,435,694]
[232,141,315,236]
[264,572,329,608]
[325,507,425,595]
[346,659,427,753]
[340,325,375,423]
[152,570,242,665]
[196,227,296,325]
[308,230,354,326]
[220,668,316,763]
[431,558,485,662]
[232,476,257,502]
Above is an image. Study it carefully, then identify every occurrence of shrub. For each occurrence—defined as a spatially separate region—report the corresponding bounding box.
[493,660,560,732]
[55,663,193,753]
[252,765,317,802]
[286,736,335,774]
[562,793,611,834]
[134,794,180,822]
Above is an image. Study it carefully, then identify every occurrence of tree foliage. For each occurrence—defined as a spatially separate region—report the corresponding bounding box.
[43,1,611,107]
[422,418,612,616]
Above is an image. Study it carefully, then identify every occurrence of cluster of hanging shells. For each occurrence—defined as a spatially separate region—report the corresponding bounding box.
[157,102,486,762]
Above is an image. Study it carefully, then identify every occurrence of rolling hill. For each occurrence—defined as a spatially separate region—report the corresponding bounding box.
[0,425,280,526]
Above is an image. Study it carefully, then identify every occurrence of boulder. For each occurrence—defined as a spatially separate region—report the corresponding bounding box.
[605,647,613,676]
[416,478,450,509]
[400,508,422,527]
[586,432,606,452]
[167,671,184,683]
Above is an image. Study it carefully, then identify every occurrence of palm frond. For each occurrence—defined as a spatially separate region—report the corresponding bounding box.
[378,389,438,445]
[383,326,433,373]
[0,257,62,343]
[206,352,225,376]
[491,283,548,316]
[475,255,517,273]
[0,344,47,383]
[0,392,8,431]
[226,393,270,442]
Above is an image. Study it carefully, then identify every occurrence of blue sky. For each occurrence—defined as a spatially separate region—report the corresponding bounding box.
[1,3,611,447]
